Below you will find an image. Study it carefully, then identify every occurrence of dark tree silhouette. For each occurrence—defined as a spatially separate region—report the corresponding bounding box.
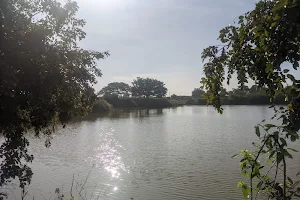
[131,77,167,98]
[191,88,205,98]
[99,82,131,97]
[201,0,300,199]
[0,0,108,193]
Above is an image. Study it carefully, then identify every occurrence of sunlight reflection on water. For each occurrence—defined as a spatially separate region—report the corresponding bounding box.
[15,106,298,200]
[85,128,127,180]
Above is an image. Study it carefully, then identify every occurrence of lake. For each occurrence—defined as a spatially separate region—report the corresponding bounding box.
[7,106,300,200]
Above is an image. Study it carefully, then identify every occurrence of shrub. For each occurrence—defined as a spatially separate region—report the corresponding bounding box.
[92,98,112,113]
[186,97,198,105]
[104,95,137,108]
[168,98,186,106]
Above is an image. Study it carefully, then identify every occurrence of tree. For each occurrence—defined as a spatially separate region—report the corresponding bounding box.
[249,85,259,94]
[201,0,300,199]
[0,0,108,194]
[191,88,205,98]
[219,87,228,98]
[131,77,167,98]
[232,88,248,97]
[99,82,131,97]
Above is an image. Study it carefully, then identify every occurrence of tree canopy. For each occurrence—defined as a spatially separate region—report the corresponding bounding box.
[131,77,167,98]
[0,0,108,192]
[191,88,205,98]
[99,82,131,97]
[201,0,300,199]
[221,85,286,105]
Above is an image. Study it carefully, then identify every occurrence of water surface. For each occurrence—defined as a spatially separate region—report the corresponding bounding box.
[7,106,300,200]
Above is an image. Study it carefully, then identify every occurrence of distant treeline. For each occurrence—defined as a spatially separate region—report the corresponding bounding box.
[98,77,167,98]
[92,78,288,113]
[171,85,287,106]
[92,77,172,112]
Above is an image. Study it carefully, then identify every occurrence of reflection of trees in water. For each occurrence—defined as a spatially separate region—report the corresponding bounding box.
[77,109,165,121]
[102,109,165,119]
[111,109,164,118]
[72,113,107,122]
[131,109,163,118]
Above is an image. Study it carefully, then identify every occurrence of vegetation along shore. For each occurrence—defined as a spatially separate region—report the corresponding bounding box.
[92,77,288,113]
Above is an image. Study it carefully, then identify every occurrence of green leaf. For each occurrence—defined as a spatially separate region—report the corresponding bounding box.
[287,148,298,152]
[288,177,293,184]
[265,124,276,129]
[297,172,300,176]
[257,181,263,189]
[287,74,296,82]
[237,181,249,198]
[291,135,297,142]
[282,149,293,159]
[288,130,299,137]
[259,166,264,170]
[255,126,260,137]
[283,69,290,73]
[292,181,300,188]
[274,77,281,83]
[232,153,240,158]
[265,63,273,73]
[264,30,269,37]
[237,181,245,188]
[242,186,249,199]
[280,138,287,146]
[274,14,281,20]
[272,0,288,12]
[288,104,295,112]
[267,158,272,164]
[264,176,271,181]
[269,151,276,159]
[293,61,299,70]
[271,22,277,28]
[285,96,289,101]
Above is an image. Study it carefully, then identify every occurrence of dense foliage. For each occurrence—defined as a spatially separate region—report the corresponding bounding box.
[0,0,107,194]
[201,0,300,199]
[94,83,286,110]
[221,86,286,105]
[103,95,137,108]
[131,77,167,98]
[191,88,205,98]
[96,79,170,109]
[169,86,286,106]
[92,98,112,113]
[99,82,131,97]
[102,95,172,109]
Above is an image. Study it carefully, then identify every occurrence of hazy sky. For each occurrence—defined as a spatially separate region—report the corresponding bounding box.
[76,0,258,95]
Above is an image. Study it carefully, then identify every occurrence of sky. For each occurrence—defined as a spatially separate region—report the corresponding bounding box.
[75,0,258,95]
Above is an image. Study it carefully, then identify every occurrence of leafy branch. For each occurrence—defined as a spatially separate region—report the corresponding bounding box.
[202,1,300,199]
